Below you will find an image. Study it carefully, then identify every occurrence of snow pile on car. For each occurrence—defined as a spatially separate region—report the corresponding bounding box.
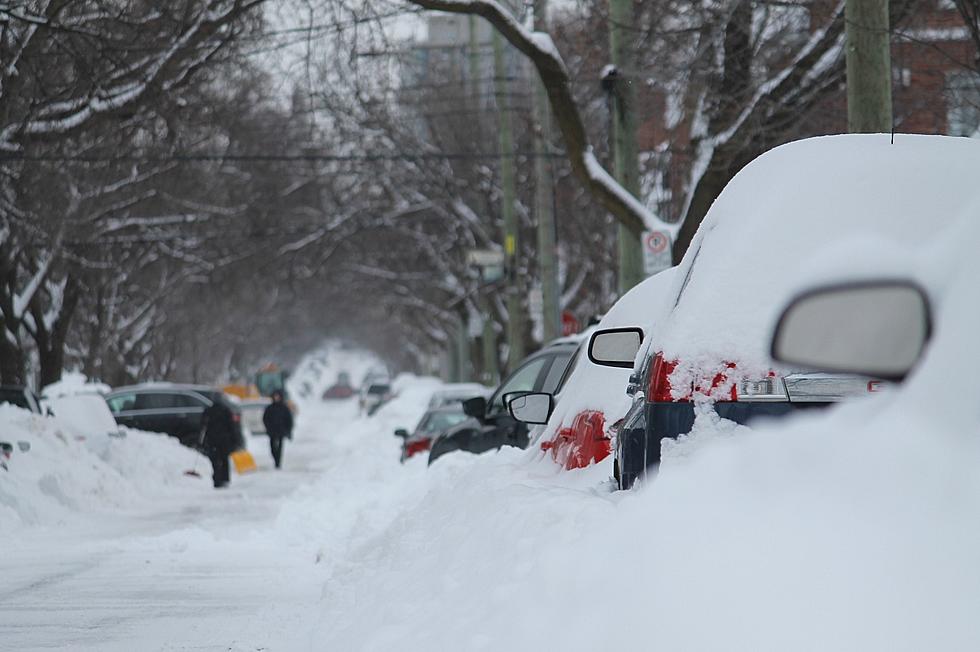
[0,403,209,531]
[653,134,980,380]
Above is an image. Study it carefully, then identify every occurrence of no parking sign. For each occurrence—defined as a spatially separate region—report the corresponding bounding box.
[642,230,672,275]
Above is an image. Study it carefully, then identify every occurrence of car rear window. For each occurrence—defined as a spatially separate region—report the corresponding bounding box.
[134,393,180,410]
[368,385,390,395]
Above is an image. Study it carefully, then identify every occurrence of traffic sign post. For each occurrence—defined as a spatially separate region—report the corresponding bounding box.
[642,230,672,276]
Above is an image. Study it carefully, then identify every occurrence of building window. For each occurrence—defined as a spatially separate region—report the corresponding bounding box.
[945,71,980,137]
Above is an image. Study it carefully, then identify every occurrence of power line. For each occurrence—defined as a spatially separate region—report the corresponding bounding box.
[1,151,566,163]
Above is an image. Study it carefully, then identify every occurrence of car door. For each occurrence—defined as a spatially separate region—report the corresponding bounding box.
[132,391,184,438]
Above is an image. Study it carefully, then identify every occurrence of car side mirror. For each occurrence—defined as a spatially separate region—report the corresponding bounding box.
[462,396,487,420]
[394,428,409,438]
[507,392,554,425]
[17,441,30,452]
[588,327,644,368]
[771,280,932,381]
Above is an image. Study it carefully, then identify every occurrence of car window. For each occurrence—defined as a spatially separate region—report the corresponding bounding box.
[134,392,180,410]
[0,388,29,410]
[368,385,390,395]
[174,393,208,408]
[419,411,467,433]
[106,393,136,413]
[488,355,551,415]
[541,350,574,394]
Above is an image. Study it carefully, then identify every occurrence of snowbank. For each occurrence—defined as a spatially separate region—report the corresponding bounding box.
[311,206,980,650]
[0,404,208,532]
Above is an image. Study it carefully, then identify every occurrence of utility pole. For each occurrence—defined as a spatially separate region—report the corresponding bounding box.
[493,29,526,370]
[467,18,500,386]
[607,0,645,295]
[532,0,560,342]
[846,0,893,132]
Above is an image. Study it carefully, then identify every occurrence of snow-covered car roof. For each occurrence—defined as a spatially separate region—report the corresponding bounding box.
[650,134,980,375]
[106,382,221,395]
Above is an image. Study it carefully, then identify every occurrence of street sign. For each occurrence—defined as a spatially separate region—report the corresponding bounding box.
[642,230,672,275]
[561,311,580,336]
[466,248,505,267]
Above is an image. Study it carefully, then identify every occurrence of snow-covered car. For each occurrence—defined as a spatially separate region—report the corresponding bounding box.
[40,373,122,439]
[359,382,393,416]
[394,404,470,462]
[586,134,980,488]
[426,383,490,409]
[508,268,677,471]
[43,393,124,440]
[428,337,582,465]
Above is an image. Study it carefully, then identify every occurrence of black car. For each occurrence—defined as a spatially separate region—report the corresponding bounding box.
[105,383,243,449]
[428,338,581,465]
[0,385,44,414]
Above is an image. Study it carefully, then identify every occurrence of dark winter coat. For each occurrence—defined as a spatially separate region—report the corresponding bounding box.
[263,401,293,438]
[202,401,237,455]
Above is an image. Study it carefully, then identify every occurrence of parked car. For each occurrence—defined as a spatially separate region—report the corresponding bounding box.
[239,397,271,435]
[394,404,470,462]
[580,134,979,488]
[428,337,582,465]
[427,383,490,409]
[360,382,393,416]
[507,268,677,472]
[0,385,44,414]
[323,371,356,400]
[42,380,124,440]
[105,383,243,448]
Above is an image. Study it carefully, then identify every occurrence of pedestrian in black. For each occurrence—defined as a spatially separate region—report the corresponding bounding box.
[202,398,237,488]
[262,390,293,469]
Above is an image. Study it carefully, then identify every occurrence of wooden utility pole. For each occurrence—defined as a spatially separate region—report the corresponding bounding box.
[532,0,560,342]
[470,19,500,385]
[493,29,526,370]
[608,0,644,294]
[846,0,893,132]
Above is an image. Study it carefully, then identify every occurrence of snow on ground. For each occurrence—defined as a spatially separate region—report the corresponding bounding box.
[3,329,979,650]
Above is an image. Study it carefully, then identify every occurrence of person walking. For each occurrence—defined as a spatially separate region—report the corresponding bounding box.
[262,390,293,469]
[202,398,237,488]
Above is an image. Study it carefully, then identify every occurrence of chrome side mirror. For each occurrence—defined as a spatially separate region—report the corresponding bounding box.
[771,280,931,381]
[588,327,644,368]
[507,392,554,425]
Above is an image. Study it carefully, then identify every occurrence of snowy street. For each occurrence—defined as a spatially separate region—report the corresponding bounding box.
[2,397,341,651]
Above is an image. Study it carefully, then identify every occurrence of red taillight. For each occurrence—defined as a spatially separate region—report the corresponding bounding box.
[647,353,680,402]
[647,354,745,402]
